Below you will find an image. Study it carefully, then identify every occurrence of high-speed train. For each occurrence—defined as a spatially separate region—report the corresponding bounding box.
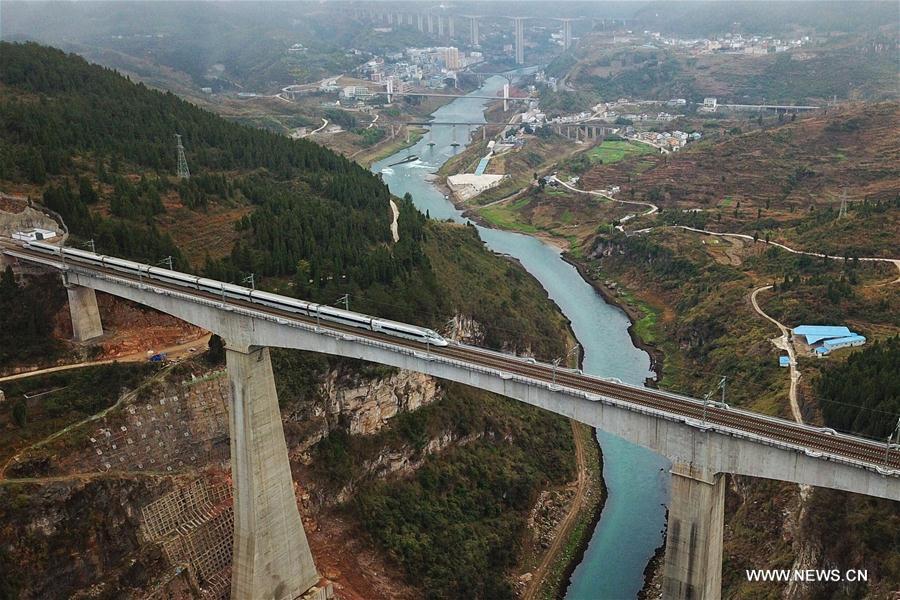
[25,241,449,347]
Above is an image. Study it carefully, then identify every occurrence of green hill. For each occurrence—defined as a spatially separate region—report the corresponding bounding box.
[0,42,580,599]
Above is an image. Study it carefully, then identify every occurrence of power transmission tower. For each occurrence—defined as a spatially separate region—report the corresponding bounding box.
[175,134,191,180]
[838,190,848,219]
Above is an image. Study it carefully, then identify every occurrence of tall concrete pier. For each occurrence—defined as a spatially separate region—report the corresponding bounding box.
[663,464,726,599]
[227,345,318,599]
[7,246,894,600]
[64,279,103,341]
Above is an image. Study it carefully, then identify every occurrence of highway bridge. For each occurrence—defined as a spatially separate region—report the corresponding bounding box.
[372,90,529,101]
[720,103,821,112]
[407,120,510,126]
[3,240,898,600]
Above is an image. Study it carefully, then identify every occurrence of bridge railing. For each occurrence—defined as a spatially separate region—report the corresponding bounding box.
[8,249,897,478]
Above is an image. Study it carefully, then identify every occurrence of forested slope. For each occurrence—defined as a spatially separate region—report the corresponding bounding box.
[0,42,435,324]
[0,42,579,599]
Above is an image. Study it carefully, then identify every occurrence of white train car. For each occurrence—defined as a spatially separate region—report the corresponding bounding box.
[24,241,448,347]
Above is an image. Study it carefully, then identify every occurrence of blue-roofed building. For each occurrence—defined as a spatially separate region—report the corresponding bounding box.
[816,334,867,355]
[794,325,866,356]
[793,325,853,345]
[779,355,790,367]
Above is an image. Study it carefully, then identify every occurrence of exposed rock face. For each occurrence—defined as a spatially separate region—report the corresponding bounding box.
[0,476,175,600]
[0,204,60,238]
[588,238,625,259]
[322,368,442,436]
[316,311,483,438]
[448,314,485,345]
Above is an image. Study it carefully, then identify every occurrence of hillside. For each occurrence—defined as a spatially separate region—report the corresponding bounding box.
[571,109,900,596]
[447,96,900,595]
[0,42,584,599]
[581,102,900,257]
[559,28,898,104]
[1,2,364,90]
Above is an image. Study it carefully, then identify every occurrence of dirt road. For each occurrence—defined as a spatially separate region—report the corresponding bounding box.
[0,334,210,384]
[751,285,803,424]
[522,420,591,600]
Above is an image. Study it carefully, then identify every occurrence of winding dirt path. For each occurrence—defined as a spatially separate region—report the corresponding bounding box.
[389,199,400,243]
[305,118,329,137]
[522,420,590,600]
[669,226,900,278]
[0,470,189,486]
[751,285,803,424]
[0,334,210,384]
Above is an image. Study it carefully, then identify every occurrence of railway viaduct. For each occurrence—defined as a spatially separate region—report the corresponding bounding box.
[4,243,899,600]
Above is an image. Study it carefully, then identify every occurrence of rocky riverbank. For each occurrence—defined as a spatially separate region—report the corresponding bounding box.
[560,253,664,386]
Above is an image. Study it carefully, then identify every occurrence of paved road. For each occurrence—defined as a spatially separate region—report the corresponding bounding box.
[551,176,658,230]
[551,176,658,214]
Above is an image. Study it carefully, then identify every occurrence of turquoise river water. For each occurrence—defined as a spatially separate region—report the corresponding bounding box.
[371,76,670,599]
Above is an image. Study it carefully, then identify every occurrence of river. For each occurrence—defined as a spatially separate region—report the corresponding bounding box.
[371,76,670,599]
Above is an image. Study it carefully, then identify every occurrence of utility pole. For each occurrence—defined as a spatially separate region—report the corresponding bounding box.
[703,376,727,425]
[159,256,174,270]
[81,239,96,253]
[242,273,255,290]
[886,417,900,466]
[336,294,349,311]
[552,357,562,385]
[445,317,458,339]
[552,343,580,385]
[175,134,191,180]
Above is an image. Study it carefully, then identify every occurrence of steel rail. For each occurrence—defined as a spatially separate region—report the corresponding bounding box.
[4,242,898,474]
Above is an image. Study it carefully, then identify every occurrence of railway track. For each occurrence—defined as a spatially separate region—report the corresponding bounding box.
[436,345,899,469]
[4,242,898,473]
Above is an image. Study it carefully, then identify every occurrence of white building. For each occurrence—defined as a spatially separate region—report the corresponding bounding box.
[440,47,460,70]
[699,97,718,113]
[12,228,57,242]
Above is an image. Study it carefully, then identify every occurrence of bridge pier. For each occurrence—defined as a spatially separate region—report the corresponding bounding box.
[64,278,103,341]
[227,344,318,600]
[662,463,726,600]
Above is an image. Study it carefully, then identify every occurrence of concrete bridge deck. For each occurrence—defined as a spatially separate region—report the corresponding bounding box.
[4,241,898,599]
